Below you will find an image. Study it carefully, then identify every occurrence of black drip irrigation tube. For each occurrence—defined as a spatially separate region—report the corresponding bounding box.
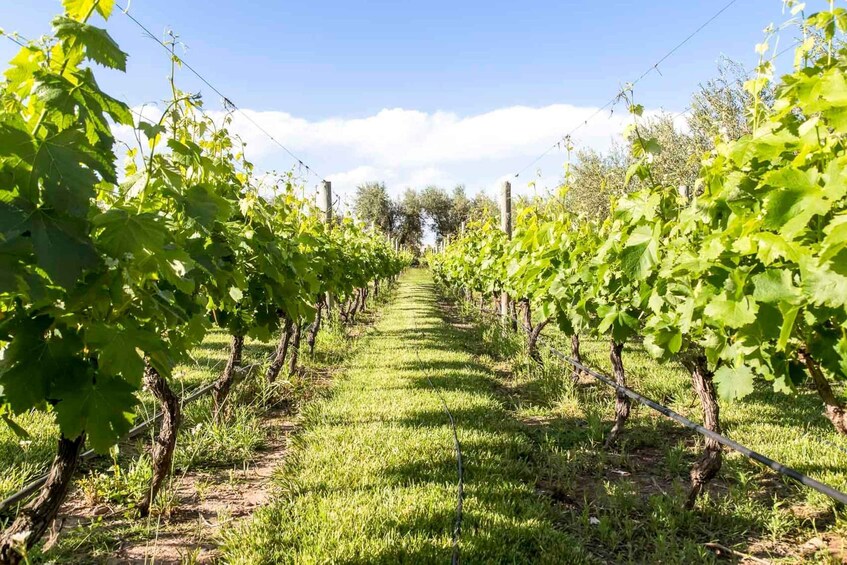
[0,379,220,516]
[412,316,464,564]
[476,302,847,506]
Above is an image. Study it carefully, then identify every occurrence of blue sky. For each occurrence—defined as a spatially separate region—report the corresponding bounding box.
[0,1,811,206]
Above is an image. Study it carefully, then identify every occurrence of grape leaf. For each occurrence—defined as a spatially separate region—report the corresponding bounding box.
[800,259,847,308]
[183,184,231,226]
[31,128,111,216]
[52,17,127,71]
[751,269,800,304]
[138,121,166,141]
[53,374,137,453]
[620,224,659,280]
[704,294,758,328]
[714,364,755,400]
[63,0,115,20]
[28,209,99,288]
[0,317,81,412]
[762,169,831,237]
[86,323,159,386]
[93,208,165,257]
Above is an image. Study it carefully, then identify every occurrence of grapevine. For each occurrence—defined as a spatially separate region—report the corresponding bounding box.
[0,1,408,559]
[432,3,847,508]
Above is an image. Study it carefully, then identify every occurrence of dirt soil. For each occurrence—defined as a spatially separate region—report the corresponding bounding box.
[45,407,299,564]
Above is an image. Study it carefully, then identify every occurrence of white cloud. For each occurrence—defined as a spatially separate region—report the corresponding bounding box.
[226,104,635,166]
[114,101,678,205]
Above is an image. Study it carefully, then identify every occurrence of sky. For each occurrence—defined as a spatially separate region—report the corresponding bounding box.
[0,0,815,210]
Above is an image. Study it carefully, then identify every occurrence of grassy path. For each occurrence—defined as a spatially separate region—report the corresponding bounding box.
[222,269,586,564]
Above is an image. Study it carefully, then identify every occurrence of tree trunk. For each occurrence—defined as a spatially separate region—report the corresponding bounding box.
[266,315,293,383]
[508,296,518,331]
[527,318,551,365]
[571,334,584,382]
[342,295,356,323]
[374,279,380,298]
[605,339,630,448]
[685,355,723,508]
[800,349,847,435]
[0,434,85,564]
[307,300,323,355]
[519,299,532,334]
[288,321,303,375]
[213,334,244,416]
[138,364,180,517]
[349,289,362,323]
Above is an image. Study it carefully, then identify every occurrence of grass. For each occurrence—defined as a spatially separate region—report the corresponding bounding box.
[448,288,847,563]
[1,285,393,563]
[8,270,847,562]
[220,268,589,563]
[0,331,235,504]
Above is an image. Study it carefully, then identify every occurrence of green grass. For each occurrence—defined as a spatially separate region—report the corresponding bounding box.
[220,269,589,564]
[0,286,392,563]
[35,306,387,563]
[0,330,236,504]
[10,271,847,562]
[448,288,847,563]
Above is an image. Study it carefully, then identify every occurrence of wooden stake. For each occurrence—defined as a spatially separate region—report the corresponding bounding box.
[320,180,335,310]
[500,181,512,324]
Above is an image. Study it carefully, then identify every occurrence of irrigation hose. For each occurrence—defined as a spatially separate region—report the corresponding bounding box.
[412,314,464,564]
[0,378,221,515]
[477,300,847,506]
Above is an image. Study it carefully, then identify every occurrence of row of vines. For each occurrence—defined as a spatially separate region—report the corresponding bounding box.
[432,4,847,508]
[0,1,410,561]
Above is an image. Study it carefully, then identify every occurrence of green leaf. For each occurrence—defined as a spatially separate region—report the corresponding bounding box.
[821,214,847,261]
[754,232,800,265]
[714,364,756,401]
[668,331,683,354]
[137,121,166,141]
[704,294,758,328]
[0,317,82,412]
[93,208,165,257]
[182,184,231,226]
[762,168,831,237]
[63,0,115,20]
[751,269,800,304]
[28,209,99,288]
[0,122,36,162]
[620,224,659,281]
[777,305,800,351]
[229,287,244,302]
[31,128,112,216]
[86,323,158,386]
[52,17,127,71]
[837,337,847,378]
[53,374,137,453]
[800,259,847,308]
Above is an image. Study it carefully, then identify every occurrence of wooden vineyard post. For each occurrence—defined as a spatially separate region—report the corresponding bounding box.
[320,180,335,311]
[500,181,514,329]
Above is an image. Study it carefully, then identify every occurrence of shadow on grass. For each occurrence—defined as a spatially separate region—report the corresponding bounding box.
[433,283,846,564]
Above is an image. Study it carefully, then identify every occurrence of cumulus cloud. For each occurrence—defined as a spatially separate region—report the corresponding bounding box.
[113,101,674,203]
[225,104,636,165]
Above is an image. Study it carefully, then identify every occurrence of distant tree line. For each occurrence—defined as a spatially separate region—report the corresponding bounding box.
[354,183,498,252]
